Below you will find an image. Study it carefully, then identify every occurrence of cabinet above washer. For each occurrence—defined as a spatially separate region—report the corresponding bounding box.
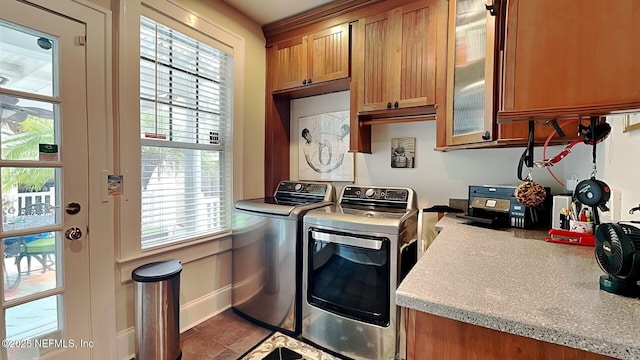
[272,23,350,92]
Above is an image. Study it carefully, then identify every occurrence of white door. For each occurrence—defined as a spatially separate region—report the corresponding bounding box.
[0,1,92,359]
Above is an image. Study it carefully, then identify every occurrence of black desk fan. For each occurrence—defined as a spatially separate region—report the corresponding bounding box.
[595,220,640,297]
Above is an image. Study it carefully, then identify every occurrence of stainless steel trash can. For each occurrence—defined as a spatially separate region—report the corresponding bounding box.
[132,259,182,360]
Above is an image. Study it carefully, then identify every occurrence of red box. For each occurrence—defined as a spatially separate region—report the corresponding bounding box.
[545,228,595,246]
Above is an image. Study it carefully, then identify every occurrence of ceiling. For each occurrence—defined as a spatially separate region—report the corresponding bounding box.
[223,0,335,25]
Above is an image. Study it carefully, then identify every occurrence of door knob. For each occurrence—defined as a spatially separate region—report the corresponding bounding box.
[65,227,83,240]
[65,202,81,215]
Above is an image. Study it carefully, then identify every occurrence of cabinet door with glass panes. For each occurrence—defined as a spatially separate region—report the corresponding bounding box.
[445,0,496,145]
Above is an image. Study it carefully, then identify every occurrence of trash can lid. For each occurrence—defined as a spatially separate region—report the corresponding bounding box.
[132,259,182,282]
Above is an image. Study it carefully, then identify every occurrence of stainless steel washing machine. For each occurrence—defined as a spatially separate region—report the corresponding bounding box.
[232,181,334,336]
[302,185,418,360]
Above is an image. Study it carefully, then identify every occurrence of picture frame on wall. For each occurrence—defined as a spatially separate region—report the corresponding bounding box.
[391,137,416,168]
[298,110,354,181]
[623,113,640,133]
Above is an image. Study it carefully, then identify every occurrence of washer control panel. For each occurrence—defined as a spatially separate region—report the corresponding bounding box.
[276,181,329,196]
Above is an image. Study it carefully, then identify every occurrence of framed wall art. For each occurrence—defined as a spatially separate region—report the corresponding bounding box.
[391,137,416,168]
[298,110,354,181]
[623,113,640,133]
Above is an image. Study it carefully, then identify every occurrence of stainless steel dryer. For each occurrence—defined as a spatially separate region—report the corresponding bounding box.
[302,185,418,360]
[232,181,334,336]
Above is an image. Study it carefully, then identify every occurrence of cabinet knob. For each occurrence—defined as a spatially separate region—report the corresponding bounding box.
[485,1,498,16]
[302,79,307,85]
[307,78,312,84]
[387,102,392,109]
[482,131,491,141]
[394,101,399,109]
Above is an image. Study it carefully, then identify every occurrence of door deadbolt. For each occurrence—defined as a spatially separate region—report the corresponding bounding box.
[65,227,83,240]
[65,202,81,215]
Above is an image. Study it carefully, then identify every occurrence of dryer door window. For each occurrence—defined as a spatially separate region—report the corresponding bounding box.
[307,229,390,326]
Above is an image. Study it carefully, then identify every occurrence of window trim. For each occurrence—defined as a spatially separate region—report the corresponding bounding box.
[116,0,245,265]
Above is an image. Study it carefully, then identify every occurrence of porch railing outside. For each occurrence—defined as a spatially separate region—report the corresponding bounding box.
[2,188,56,224]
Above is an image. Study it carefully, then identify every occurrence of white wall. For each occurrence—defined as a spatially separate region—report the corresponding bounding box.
[290,91,569,209]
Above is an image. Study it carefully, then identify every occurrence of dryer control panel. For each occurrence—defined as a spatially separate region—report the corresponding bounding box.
[340,186,415,209]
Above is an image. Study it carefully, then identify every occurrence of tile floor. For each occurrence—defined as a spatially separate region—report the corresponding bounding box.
[179,308,272,359]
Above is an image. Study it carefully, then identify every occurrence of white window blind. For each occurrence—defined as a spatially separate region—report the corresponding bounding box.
[139,15,232,249]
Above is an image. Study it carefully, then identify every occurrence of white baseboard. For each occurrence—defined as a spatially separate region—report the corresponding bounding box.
[117,285,232,359]
[180,285,232,331]
[116,328,135,360]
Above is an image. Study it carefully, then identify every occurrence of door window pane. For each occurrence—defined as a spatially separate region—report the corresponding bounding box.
[3,232,59,302]
[4,295,61,359]
[2,167,58,231]
[0,21,55,96]
[1,95,57,161]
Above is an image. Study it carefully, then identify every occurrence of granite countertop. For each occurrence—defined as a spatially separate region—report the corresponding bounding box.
[396,215,640,359]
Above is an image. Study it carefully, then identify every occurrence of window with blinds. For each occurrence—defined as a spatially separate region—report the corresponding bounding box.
[139,16,232,249]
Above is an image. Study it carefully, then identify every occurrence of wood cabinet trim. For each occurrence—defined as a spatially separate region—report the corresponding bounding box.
[263,0,378,40]
[275,36,304,50]
[272,78,351,99]
[264,0,423,46]
[497,101,640,123]
[502,0,518,111]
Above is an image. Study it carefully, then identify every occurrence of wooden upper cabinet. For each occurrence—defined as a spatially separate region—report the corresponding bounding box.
[438,0,583,149]
[354,0,437,113]
[274,37,307,91]
[308,25,350,84]
[273,24,350,91]
[444,0,495,145]
[501,0,640,118]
